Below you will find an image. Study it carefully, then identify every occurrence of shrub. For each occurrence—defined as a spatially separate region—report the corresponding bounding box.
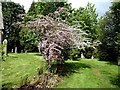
[19,28,39,52]
[25,7,90,68]
[69,48,81,60]
[83,46,94,59]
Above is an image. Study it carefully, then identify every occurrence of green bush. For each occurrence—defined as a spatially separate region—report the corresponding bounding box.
[19,28,39,52]
[98,44,118,62]
[83,47,94,59]
[0,44,2,53]
[0,44,7,61]
[69,48,81,60]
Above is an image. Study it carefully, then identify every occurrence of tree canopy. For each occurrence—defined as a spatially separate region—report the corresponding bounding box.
[98,2,120,62]
[2,2,25,52]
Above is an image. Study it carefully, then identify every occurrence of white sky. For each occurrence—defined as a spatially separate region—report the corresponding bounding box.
[11,0,112,16]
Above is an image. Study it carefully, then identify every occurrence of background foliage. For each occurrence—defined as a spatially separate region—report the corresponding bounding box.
[19,28,39,52]
[98,2,120,62]
[1,1,119,62]
[2,2,25,52]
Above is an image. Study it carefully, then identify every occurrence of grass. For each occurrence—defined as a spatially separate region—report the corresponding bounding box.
[1,53,119,88]
[56,59,119,88]
[1,53,45,88]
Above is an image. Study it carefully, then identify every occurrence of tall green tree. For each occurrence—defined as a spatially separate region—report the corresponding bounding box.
[24,1,72,22]
[82,3,98,41]
[64,3,98,42]
[2,2,25,52]
[110,2,120,61]
[27,1,67,16]
[99,2,120,62]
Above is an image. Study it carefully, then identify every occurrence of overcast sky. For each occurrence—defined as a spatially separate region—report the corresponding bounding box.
[11,0,112,16]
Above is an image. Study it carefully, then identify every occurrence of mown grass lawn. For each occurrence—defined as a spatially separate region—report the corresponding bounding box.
[57,59,119,88]
[1,53,45,88]
[1,53,119,88]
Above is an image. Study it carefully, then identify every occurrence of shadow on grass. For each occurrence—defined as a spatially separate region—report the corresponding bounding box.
[18,61,91,89]
[106,61,118,65]
[34,53,42,56]
[2,55,18,62]
[110,73,120,88]
[2,82,13,88]
[50,61,91,76]
[9,56,18,58]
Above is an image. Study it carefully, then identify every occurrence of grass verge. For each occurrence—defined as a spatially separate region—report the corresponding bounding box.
[1,53,119,88]
[1,53,45,88]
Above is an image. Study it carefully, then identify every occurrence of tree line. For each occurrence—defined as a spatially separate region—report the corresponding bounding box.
[1,1,120,62]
